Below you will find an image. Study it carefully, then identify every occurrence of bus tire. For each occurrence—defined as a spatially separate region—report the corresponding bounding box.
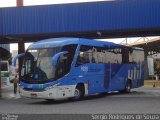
[125,80,132,93]
[119,80,132,93]
[74,84,84,100]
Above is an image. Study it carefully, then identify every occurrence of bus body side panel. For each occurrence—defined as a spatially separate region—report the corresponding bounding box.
[128,64,139,88]
[108,63,144,91]
[127,64,144,88]
[91,64,109,93]
[70,63,144,95]
[109,65,128,91]
[70,64,108,95]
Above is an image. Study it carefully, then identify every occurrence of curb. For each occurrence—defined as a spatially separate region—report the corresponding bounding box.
[144,80,160,87]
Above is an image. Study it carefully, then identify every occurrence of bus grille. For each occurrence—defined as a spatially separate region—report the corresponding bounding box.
[23,88,44,92]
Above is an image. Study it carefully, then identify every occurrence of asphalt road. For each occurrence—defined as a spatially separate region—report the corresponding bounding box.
[0,86,160,114]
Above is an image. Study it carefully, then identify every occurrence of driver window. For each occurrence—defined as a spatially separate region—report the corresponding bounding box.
[57,54,70,78]
[21,59,32,76]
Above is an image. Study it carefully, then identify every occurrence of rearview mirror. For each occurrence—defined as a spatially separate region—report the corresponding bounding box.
[51,51,69,66]
[12,53,25,67]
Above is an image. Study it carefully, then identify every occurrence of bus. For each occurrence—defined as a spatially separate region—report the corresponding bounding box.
[13,38,144,100]
[0,61,10,86]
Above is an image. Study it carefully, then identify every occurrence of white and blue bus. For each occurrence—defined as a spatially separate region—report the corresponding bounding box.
[13,38,144,100]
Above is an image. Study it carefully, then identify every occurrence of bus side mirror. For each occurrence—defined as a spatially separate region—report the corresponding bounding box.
[12,53,25,67]
[51,51,69,66]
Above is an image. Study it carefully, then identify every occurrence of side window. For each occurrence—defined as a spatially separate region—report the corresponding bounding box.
[105,48,122,64]
[129,49,144,63]
[76,46,93,66]
[62,44,77,69]
[76,45,122,66]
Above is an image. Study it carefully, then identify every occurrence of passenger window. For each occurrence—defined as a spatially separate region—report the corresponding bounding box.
[105,48,122,64]
[129,49,144,63]
[76,45,122,66]
[76,46,94,66]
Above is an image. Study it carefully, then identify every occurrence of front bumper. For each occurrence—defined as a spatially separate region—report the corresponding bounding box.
[19,85,76,100]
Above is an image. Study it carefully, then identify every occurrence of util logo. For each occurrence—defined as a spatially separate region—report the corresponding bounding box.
[81,66,88,72]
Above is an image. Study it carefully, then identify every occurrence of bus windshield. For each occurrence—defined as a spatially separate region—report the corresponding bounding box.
[21,45,77,84]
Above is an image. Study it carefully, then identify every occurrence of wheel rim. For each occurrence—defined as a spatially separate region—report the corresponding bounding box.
[126,83,131,92]
[74,88,80,99]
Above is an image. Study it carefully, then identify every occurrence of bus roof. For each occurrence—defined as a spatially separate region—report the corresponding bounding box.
[28,38,140,50]
[28,38,121,49]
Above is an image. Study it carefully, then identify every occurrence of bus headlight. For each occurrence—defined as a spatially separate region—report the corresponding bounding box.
[44,86,53,91]
[19,85,24,89]
[48,93,52,96]
[44,85,56,91]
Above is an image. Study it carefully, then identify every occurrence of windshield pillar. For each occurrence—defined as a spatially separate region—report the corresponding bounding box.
[71,45,81,68]
[18,43,25,81]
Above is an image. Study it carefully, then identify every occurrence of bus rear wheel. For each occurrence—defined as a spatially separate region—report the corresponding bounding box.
[74,85,84,100]
[125,80,132,93]
[119,80,132,93]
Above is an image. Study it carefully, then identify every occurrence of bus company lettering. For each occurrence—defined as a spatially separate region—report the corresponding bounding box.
[81,66,101,72]
[128,65,142,80]
[81,66,88,72]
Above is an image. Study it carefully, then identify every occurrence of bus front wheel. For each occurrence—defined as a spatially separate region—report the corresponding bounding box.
[74,85,84,100]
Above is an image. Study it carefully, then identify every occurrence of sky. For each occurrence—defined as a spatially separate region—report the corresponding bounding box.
[0,0,159,51]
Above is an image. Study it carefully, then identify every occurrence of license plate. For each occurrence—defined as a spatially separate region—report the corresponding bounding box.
[31,93,37,97]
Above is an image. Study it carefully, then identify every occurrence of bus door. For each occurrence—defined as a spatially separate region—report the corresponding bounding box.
[88,64,104,93]
[82,64,96,94]
[75,63,102,93]
[75,63,104,94]
[56,53,71,80]
[71,63,95,94]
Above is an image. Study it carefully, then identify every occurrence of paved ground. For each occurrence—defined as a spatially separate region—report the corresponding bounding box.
[0,85,160,114]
